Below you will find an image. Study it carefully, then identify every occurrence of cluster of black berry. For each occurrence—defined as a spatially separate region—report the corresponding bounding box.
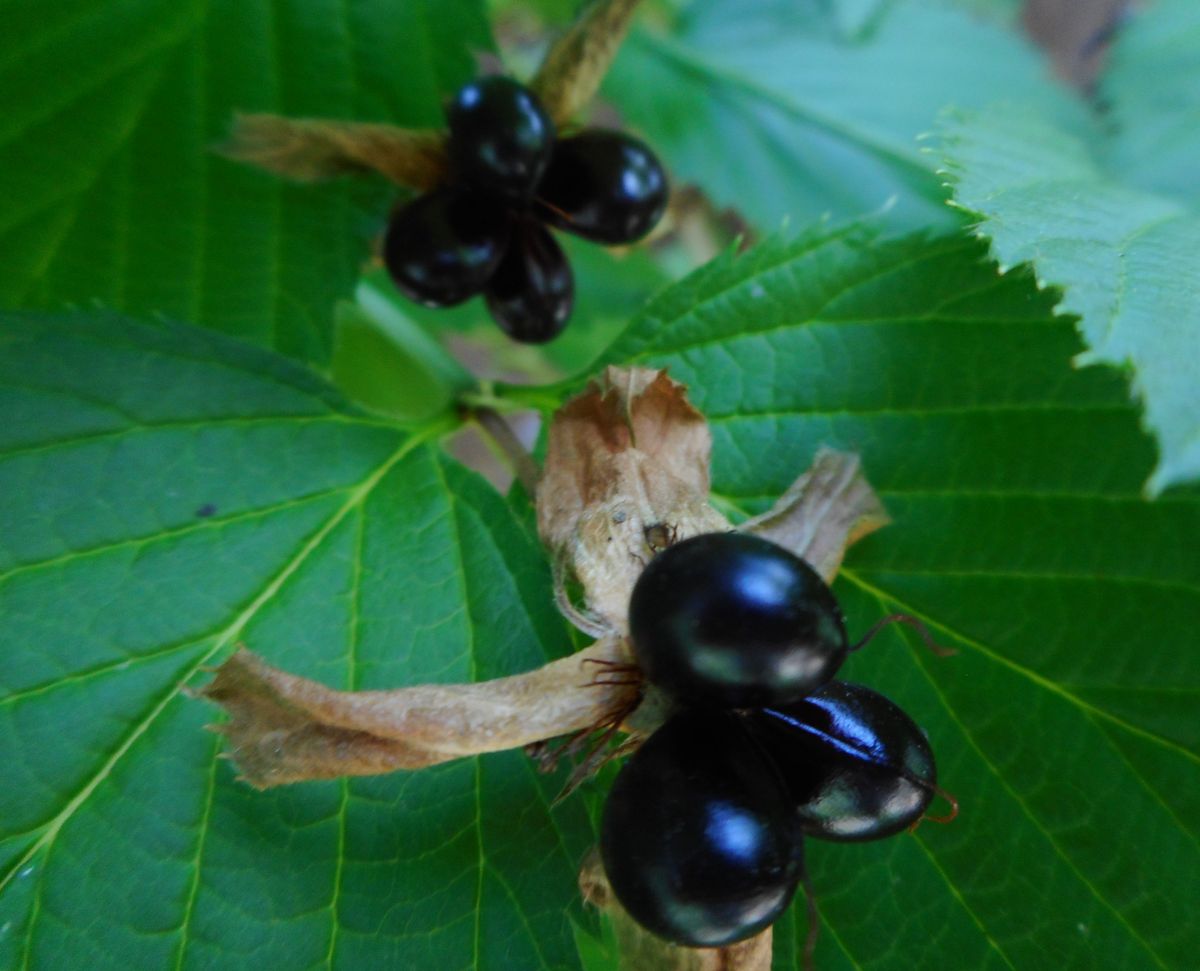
[384,76,668,344]
[600,532,943,947]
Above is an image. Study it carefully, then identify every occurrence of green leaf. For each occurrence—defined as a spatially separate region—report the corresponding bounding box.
[0,311,594,969]
[603,0,1078,233]
[1103,0,1200,204]
[939,103,1200,494]
[330,285,473,422]
[944,0,1021,21]
[592,227,1200,968]
[0,0,492,364]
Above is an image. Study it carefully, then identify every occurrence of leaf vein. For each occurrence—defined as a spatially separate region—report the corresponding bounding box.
[170,733,219,971]
[855,567,1200,597]
[904,640,1172,969]
[326,505,366,968]
[0,634,213,709]
[842,569,1200,769]
[623,235,977,362]
[0,483,359,587]
[0,430,434,907]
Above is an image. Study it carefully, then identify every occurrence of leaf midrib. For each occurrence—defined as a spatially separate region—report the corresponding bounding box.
[0,482,353,587]
[615,233,996,364]
[0,424,441,906]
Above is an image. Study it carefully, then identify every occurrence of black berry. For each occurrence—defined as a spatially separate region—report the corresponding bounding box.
[747,681,937,842]
[383,188,512,307]
[446,76,555,199]
[537,130,668,244]
[629,532,848,709]
[600,709,803,947]
[485,219,573,344]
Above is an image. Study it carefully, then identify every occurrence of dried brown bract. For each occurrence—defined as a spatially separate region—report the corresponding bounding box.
[538,366,728,633]
[201,635,633,789]
[217,114,446,188]
[741,448,890,581]
[531,0,645,126]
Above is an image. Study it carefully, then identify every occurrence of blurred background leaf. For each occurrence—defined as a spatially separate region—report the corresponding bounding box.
[1101,0,1200,201]
[600,0,1082,235]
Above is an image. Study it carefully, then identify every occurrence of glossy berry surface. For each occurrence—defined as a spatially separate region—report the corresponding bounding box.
[629,532,848,709]
[446,76,555,198]
[485,219,573,343]
[383,188,512,307]
[746,681,937,842]
[537,130,668,244]
[600,710,803,947]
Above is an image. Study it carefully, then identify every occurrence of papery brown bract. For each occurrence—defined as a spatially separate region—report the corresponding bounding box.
[537,367,729,633]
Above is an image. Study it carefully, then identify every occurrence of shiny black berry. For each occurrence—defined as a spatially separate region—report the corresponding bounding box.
[629,532,848,709]
[383,188,512,307]
[446,76,555,198]
[484,219,573,343]
[537,130,668,244]
[600,709,803,947]
[747,681,937,842]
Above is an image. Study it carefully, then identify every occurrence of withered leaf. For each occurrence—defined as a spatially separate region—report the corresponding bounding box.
[217,114,447,189]
[200,636,634,789]
[538,366,729,633]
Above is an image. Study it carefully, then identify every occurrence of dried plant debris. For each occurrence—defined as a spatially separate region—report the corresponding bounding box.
[217,114,446,188]
[200,635,633,789]
[740,449,890,583]
[538,366,728,633]
[579,849,774,971]
[219,0,646,189]
[531,0,645,126]
[201,367,886,787]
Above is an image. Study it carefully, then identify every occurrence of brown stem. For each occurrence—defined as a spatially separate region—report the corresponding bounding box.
[849,612,956,658]
[531,0,646,125]
[470,406,541,497]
